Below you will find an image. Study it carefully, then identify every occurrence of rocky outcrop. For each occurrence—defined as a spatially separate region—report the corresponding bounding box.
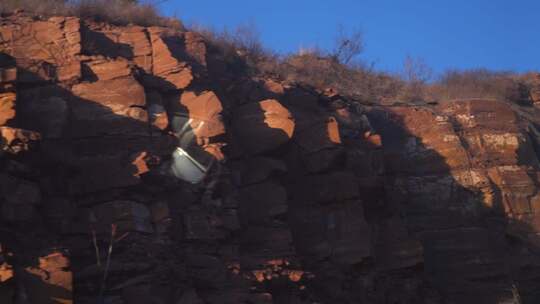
[530,73,540,106]
[2,11,540,304]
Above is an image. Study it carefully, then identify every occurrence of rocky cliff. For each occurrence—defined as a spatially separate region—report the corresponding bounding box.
[1,12,540,304]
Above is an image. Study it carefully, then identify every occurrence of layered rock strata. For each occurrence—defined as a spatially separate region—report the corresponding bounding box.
[1,12,540,304]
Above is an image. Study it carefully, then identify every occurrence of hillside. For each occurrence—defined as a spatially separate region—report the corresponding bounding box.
[1,8,540,304]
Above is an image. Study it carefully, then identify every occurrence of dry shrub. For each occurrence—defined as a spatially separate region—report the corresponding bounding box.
[195,23,401,104]
[269,51,399,103]
[2,1,534,105]
[0,0,69,16]
[0,0,183,28]
[429,69,531,103]
[71,0,181,28]
[331,25,364,65]
[194,22,277,76]
[397,56,432,103]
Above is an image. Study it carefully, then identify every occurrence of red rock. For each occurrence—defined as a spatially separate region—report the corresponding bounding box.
[131,151,151,176]
[0,66,17,85]
[149,27,193,90]
[18,86,68,138]
[233,99,294,155]
[119,26,153,72]
[0,93,15,125]
[292,117,341,153]
[438,99,518,132]
[24,251,72,304]
[365,134,382,147]
[4,17,81,76]
[85,58,132,81]
[56,61,81,82]
[0,262,13,283]
[176,90,225,140]
[376,107,470,174]
[67,154,146,194]
[464,131,536,166]
[71,77,148,136]
[0,127,40,153]
[263,79,285,95]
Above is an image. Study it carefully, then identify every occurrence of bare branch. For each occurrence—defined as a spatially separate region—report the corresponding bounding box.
[332,25,364,65]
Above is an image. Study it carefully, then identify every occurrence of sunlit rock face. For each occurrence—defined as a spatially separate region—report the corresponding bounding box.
[3,12,540,304]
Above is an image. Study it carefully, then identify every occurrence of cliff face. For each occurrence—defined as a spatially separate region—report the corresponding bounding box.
[1,13,540,304]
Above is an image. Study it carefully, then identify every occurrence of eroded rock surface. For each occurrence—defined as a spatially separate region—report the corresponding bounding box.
[1,12,540,304]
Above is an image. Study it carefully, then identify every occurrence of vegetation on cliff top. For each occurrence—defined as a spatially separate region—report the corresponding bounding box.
[1,0,538,105]
[0,0,181,28]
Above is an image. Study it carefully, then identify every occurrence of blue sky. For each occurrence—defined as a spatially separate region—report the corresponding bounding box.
[160,0,540,75]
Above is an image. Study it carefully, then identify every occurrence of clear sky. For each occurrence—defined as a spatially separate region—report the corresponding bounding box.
[160,0,540,75]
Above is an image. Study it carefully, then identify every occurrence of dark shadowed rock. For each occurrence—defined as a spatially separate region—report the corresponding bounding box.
[233,99,294,155]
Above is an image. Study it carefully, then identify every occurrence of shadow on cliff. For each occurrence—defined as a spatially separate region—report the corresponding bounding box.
[367,104,540,304]
[0,60,220,303]
[3,29,540,304]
